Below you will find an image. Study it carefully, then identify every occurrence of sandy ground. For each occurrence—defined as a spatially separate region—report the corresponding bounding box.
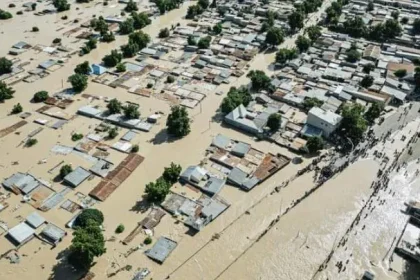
[0,1,419,280]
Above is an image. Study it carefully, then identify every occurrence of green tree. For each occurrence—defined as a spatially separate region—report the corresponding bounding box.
[381,19,402,39]
[166,106,191,137]
[275,48,298,64]
[71,133,83,141]
[0,81,15,101]
[303,97,323,111]
[115,224,125,234]
[108,127,118,139]
[11,103,23,114]
[401,17,408,24]
[364,102,384,123]
[247,70,271,91]
[266,113,281,132]
[0,57,13,75]
[52,0,70,12]
[102,50,122,67]
[74,209,104,228]
[128,31,150,49]
[167,75,175,83]
[415,67,420,88]
[68,74,88,92]
[60,164,73,179]
[121,43,140,58]
[198,0,209,9]
[131,144,139,153]
[362,63,375,74]
[125,0,138,12]
[159,27,170,38]
[145,177,171,202]
[107,98,122,114]
[91,17,109,35]
[186,5,203,19]
[339,103,367,144]
[119,18,134,35]
[0,9,13,19]
[220,87,252,114]
[26,138,38,147]
[116,63,126,72]
[394,69,407,78]
[123,104,140,119]
[210,0,217,8]
[288,10,304,31]
[391,10,399,20]
[213,23,222,34]
[74,61,91,75]
[102,31,115,42]
[144,236,153,244]
[33,91,49,102]
[68,220,106,269]
[188,35,197,46]
[265,27,284,47]
[132,12,151,29]
[198,36,212,49]
[360,75,374,88]
[306,25,322,42]
[343,16,367,38]
[86,38,97,50]
[367,1,374,11]
[306,136,324,153]
[32,26,39,32]
[295,35,311,52]
[346,49,361,63]
[162,162,182,184]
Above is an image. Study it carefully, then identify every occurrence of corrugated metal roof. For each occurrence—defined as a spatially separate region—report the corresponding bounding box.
[63,167,91,187]
[145,237,178,263]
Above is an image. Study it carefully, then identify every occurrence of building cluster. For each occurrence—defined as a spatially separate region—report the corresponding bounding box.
[161,134,290,232]
[223,30,417,150]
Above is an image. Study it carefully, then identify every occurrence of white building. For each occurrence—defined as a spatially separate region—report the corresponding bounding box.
[306,107,343,137]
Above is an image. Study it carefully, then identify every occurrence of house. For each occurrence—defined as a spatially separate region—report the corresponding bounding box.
[145,237,178,263]
[2,173,43,194]
[180,166,225,196]
[63,167,91,188]
[41,224,67,245]
[91,64,106,75]
[25,212,46,229]
[224,104,277,135]
[7,222,35,246]
[306,107,342,137]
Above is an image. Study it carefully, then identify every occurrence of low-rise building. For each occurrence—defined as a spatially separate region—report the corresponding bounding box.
[306,107,343,137]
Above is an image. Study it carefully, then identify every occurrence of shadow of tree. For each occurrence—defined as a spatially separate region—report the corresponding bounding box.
[150,128,180,145]
[130,195,152,213]
[48,248,85,280]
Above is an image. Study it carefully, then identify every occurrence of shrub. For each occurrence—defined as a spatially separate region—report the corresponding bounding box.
[131,144,139,153]
[11,103,23,114]
[71,133,84,141]
[60,164,73,179]
[144,236,152,245]
[108,127,118,139]
[8,4,16,8]
[26,138,38,147]
[33,91,49,102]
[16,11,23,15]
[394,69,407,78]
[166,76,175,83]
[0,9,13,19]
[61,15,68,20]
[147,83,153,88]
[52,38,62,44]
[159,28,170,38]
[115,224,125,233]
[116,63,126,73]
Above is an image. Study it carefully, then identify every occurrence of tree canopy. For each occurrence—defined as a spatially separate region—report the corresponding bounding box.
[60,164,73,179]
[247,70,272,91]
[119,18,135,35]
[343,16,367,38]
[128,30,150,49]
[166,106,191,137]
[360,75,374,88]
[52,0,70,12]
[362,63,375,74]
[306,25,322,42]
[159,27,170,38]
[213,23,222,34]
[338,103,367,144]
[0,82,14,102]
[107,98,122,114]
[74,61,91,75]
[162,162,182,184]
[198,36,212,49]
[68,74,88,92]
[102,50,122,67]
[220,87,252,114]
[288,10,305,31]
[145,177,171,202]
[303,97,323,111]
[265,27,284,46]
[123,104,140,119]
[186,5,204,19]
[125,0,138,12]
[267,113,281,132]
[413,19,420,35]
[132,12,151,29]
[0,9,13,20]
[364,102,384,124]
[295,35,311,52]
[0,57,13,75]
[74,209,104,228]
[275,48,298,64]
[346,49,361,63]
[33,91,49,103]
[306,136,324,153]
[68,220,106,269]
[394,69,407,78]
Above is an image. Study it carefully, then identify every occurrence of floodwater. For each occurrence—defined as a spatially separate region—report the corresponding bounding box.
[0,1,418,280]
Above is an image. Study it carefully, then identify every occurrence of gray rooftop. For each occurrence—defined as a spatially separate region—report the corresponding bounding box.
[41,223,66,243]
[201,177,225,195]
[90,159,114,178]
[121,130,137,142]
[212,134,231,150]
[231,142,250,157]
[26,212,46,229]
[8,222,35,244]
[63,167,91,187]
[227,167,248,186]
[2,172,40,194]
[145,237,178,263]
